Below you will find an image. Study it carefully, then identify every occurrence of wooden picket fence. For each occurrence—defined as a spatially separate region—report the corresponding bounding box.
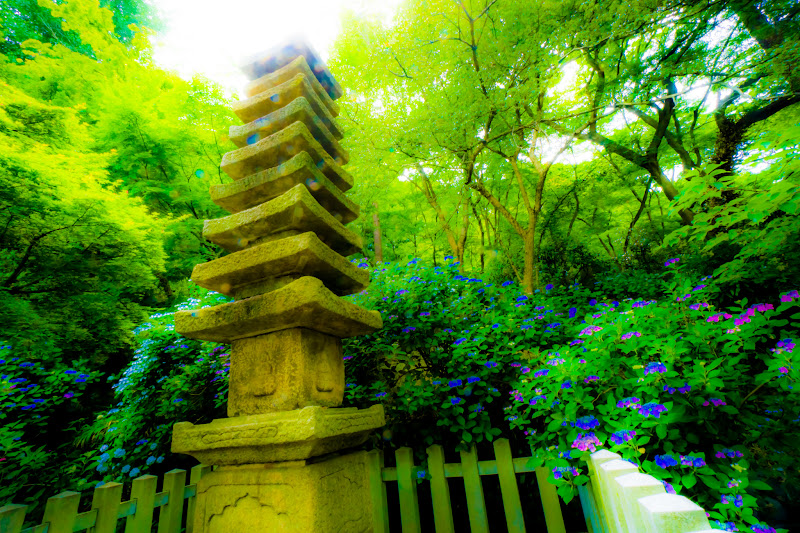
[579,450,717,533]
[0,444,716,533]
[0,464,211,533]
[368,438,568,533]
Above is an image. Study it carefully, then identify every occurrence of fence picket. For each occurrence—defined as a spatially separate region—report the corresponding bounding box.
[637,493,711,533]
[587,450,620,532]
[426,445,454,533]
[460,445,489,533]
[89,481,123,533]
[492,439,525,533]
[577,483,601,533]
[613,473,666,532]
[0,504,27,533]
[396,447,422,533]
[534,467,566,533]
[367,450,390,533]
[156,469,186,533]
[186,465,212,533]
[41,491,80,533]
[597,459,639,532]
[125,474,158,533]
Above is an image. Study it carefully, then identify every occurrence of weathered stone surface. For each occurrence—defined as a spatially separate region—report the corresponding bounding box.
[244,55,339,118]
[210,152,356,220]
[229,97,348,165]
[172,405,384,464]
[174,276,382,342]
[221,121,352,191]
[227,329,343,416]
[190,452,373,533]
[191,232,368,299]
[203,182,362,256]
[240,39,343,100]
[232,74,342,140]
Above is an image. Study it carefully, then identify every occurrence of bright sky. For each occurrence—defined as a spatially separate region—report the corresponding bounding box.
[150,0,401,96]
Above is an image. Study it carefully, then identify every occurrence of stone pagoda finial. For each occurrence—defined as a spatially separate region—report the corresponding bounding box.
[170,38,384,533]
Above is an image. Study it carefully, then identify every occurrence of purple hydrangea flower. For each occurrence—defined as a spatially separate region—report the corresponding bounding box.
[644,362,667,375]
[617,397,641,409]
[572,432,602,452]
[638,402,668,418]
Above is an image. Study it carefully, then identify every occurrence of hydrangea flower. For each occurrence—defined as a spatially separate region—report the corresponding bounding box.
[375,392,387,398]
[779,290,799,303]
[572,432,602,452]
[714,520,738,532]
[609,429,636,445]
[715,449,744,459]
[679,455,706,467]
[617,397,641,409]
[621,331,642,341]
[584,375,599,383]
[451,397,463,405]
[639,403,668,418]
[579,325,603,336]
[449,379,463,388]
[655,454,678,468]
[644,362,667,375]
[553,466,579,479]
[467,376,480,384]
[703,398,727,406]
[574,416,599,430]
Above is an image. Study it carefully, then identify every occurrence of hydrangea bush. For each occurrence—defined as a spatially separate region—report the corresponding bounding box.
[80,289,231,486]
[342,257,798,533]
[31,255,794,533]
[0,343,97,513]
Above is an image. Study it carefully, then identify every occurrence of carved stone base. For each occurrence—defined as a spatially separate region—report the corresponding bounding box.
[171,405,384,465]
[192,452,373,533]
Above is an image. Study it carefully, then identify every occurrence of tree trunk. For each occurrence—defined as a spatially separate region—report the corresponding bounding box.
[372,202,383,264]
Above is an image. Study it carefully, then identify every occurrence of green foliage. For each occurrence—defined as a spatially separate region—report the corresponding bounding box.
[340,257,797,532]
[81,288,230,486]
[0,341,97,515]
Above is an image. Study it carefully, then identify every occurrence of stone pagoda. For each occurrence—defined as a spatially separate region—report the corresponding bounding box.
[171,39,384,533]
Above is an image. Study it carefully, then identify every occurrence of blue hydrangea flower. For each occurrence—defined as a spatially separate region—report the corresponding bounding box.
[113,448,126,458]
[609,429,636,445]
[146,456,156,465]
[639,403,668,418]
[574,416,599,430]
[449,379,462,388]
[655,454,678,468]
[130,468,140,477]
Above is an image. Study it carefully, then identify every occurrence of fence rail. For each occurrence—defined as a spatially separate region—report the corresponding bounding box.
[0,464,211,533]
[1,446,716,533]
[579,450,716,533]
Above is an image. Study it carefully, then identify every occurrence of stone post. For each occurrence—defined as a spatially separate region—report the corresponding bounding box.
[171,39,384,533]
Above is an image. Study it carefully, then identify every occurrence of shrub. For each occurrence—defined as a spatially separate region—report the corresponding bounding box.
[81,288,230,486]
[343,256,798,532]
[0,341,97,514]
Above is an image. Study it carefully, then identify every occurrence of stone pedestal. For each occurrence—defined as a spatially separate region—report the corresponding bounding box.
[170,38,383,533]
[192,452,372,533]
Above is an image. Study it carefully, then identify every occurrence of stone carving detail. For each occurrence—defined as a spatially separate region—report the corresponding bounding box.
[170,39,385,533]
